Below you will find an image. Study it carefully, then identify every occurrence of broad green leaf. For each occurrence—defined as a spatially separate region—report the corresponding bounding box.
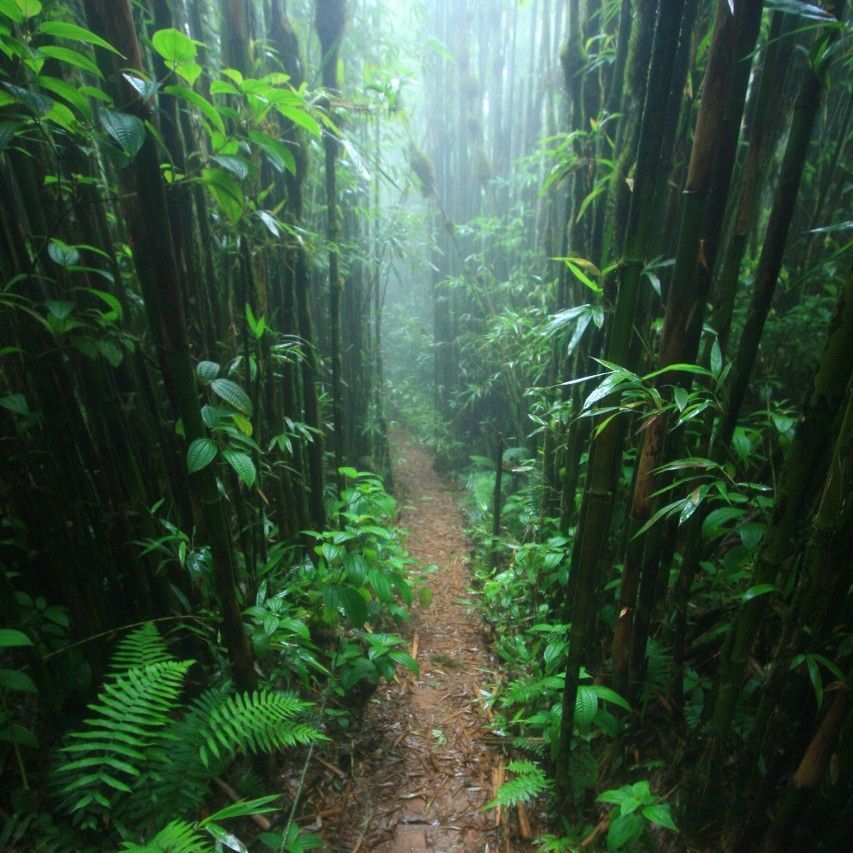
[388,650,419,675]
[203,795,281,825]
[211,377,252,415]
[703,506,745,536]
[589,684,630,711]
[196,360,220,385]
[223,448,256,487]
[575,685,598,728]
[203,167,244,224]
[122,73,159,99]
[257,210,280,237]
[0,628,32,647]
[642,803,678,831]
[0,668,38,693]
[248,129,296,175]
[1,393,28,415]
[175,61,202,86]
[338,585,368,626]
[212,154,249,181]
[35,75,91,116]
[231,412,253,436]
[100,110,145,158]
[152,28,197,65]
[47,239,79,267]
[607,812,643,850]
[0,0,24,22]
[39,20,121,55]
[710,338,722,377]
[274,103,321,136]
[38,45,102,78]
[186,437,217,474]
[13,0,40,18]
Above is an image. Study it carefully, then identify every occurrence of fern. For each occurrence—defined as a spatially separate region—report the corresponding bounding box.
[120,819,208,853]
[196,688,322,768]
[110,622,174,674]
[53,624,323,841]
[57,659,192,821]
[486,760,550,808]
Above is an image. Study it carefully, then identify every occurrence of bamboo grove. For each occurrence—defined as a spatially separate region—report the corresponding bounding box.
[385,0,850,847]
[0,0,851,850]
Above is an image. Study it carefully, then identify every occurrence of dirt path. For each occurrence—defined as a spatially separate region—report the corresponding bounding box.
[311,433,509,851]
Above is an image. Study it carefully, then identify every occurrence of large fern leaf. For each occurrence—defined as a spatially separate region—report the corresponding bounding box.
[120,819,208,852]
[195,688,323,768]
[110,622,174,674]
[56,660,191,821]
[485,760,550,808]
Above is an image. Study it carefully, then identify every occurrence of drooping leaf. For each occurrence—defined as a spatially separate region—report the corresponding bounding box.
[38,45,102,78]
[203,167,244,224]
[210,378,252,415]
[100,110,145,159]
[39,20,121,55]
[641,803,678,831]
[223,449,256,487]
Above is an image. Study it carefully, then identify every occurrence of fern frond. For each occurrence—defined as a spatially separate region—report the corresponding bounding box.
[196,689,323,768]
[120,819,208,852]
[55,660,192,820]
[110,623,174,675]
[485,760,550,808]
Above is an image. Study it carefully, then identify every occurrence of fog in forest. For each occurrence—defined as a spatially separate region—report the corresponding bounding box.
[0,0,850,850]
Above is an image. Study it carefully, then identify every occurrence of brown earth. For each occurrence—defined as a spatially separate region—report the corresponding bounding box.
[299,432,530,851]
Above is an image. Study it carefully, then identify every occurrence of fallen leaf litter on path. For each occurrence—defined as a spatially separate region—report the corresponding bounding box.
[301,432,533,851]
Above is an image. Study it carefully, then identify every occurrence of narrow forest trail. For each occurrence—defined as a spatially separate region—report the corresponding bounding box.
[314,432,518,851]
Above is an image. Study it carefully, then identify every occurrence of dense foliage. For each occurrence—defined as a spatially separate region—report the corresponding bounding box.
[1,0,850,849]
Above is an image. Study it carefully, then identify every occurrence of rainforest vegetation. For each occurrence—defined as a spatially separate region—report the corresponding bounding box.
[0,0,850,849]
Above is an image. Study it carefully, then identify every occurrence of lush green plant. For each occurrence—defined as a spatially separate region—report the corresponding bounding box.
[52,624,323,846]
[595,779,677,850]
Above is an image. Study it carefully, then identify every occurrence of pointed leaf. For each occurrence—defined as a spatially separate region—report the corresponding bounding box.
[187,438,217,474]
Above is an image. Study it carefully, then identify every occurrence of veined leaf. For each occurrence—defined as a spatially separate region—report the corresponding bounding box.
[186,438,217,474]
[223,449,256,487]
[100,110,145,158]
[196,360,220,385]
[210,378,252,415]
